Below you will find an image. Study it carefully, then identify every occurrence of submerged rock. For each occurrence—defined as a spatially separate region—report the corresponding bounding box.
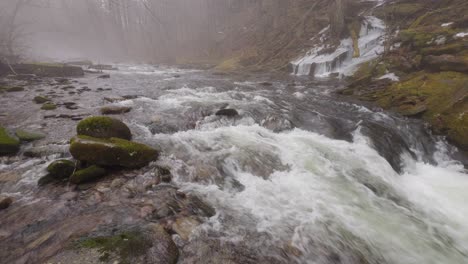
[47,159,75,179]
[69,135,158,168]
[100,106,132,115]
[15,129,45,142]
[0,197,13,210]
[98,74,110,79]
[77,116,132,140]
[70,165,107,184]
[6,86,24,92]
[215,109,239,117]
[41,103,57,110]
[33,96,49,104]
[0,126,20,155]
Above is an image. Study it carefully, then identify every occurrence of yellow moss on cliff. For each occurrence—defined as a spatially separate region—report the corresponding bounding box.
[373,71,468,148]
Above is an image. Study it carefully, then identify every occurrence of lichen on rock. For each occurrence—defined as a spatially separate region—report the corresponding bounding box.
[70,135,158,168]
[77,116,132,140]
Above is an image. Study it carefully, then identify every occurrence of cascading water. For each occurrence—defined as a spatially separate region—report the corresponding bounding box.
[292,16,386,77]
[1,65,467,263]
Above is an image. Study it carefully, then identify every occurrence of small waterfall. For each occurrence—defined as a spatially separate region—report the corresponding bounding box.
[292,16,385,77]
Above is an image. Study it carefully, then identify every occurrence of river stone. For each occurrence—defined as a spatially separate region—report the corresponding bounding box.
[41,103,57,110]
[215,109,239,117]
[70,165,107,184]
[0,126,20,155]
[33,96,49,104]
[0,197,13,210]
[15,129,45,142]
[69,135,158,168]
[171,216,201,240]
[77,116,132,140]
[47,159,75,179]
[100,106,132,115]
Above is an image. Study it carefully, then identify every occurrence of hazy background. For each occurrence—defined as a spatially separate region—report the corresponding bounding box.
[0,0,293,64]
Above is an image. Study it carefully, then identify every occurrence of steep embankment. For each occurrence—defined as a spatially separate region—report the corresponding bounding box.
[341,0,468,151]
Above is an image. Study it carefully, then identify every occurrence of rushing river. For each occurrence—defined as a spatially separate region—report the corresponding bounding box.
[1,65,468,264]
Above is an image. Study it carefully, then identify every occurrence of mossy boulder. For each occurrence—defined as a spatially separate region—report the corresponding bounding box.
[15,129,45,142]
[70,165,107,184]
[33,96,49,104]
[0,126,20,155]
[41,103,57,110]
[77,116,132,140]
[47,159,75,179]
[70,135,158,168]
[6,86,24,92]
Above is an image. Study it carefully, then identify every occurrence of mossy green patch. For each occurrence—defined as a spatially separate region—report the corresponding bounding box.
[70,135,158,168]
[77,116,132,140]
[70,165,107,184]
[41,103,57,110]
[33,96,49,104]
[77,231,152,264]
[15,129,45,142]
[400,26,455,49]
[367,71,468,149]
[47,159,75,179]
[6,86,24,92]
[0,126,20,155]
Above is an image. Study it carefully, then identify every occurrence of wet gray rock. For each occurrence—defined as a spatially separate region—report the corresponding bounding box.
[100,106,132,115]
[261,115,294,132]
[215,109,239,117]
[0,197,13,210]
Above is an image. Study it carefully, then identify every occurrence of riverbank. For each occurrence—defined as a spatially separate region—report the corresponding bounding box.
[339,0,468,152]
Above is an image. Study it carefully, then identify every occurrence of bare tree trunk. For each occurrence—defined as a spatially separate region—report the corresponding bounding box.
[329,0,347,39]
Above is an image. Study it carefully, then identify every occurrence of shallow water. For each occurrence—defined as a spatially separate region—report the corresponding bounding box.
[1,65,467,263]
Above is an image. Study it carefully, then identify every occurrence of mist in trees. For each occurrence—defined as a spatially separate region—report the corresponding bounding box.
[0,0,285,63]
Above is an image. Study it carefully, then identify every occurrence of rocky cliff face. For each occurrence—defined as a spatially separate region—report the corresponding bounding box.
[340,0,468,151]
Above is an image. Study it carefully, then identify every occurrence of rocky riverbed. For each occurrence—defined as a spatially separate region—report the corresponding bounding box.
[1,65,468,264]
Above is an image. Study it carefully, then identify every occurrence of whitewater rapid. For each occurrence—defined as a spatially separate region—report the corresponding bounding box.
[1,65,467,263]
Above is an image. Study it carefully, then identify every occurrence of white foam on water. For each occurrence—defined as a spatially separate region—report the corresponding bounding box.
[168,125,468,263]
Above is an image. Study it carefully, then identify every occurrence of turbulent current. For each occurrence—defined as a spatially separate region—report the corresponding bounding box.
[1,65,468,264]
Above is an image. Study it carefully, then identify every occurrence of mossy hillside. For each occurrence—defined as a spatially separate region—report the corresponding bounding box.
[0,126,20,155]
[369,71,468,149]
[77,231,152,264]
[77,116,132,140]
[69,135,158,168]
[70,165,107,184]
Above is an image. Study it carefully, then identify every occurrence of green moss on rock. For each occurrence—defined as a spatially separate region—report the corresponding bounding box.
[77,116,132,140]
[6,86,24,92]
[70,165,107,184]
[0,126,20,155]
[47,159,75,179]
[33,96,49,104]
[15,129,45,142]
[77,231,152,263]
[368,71,468,149]
[70,135,158,168]
[41,103,57,110]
